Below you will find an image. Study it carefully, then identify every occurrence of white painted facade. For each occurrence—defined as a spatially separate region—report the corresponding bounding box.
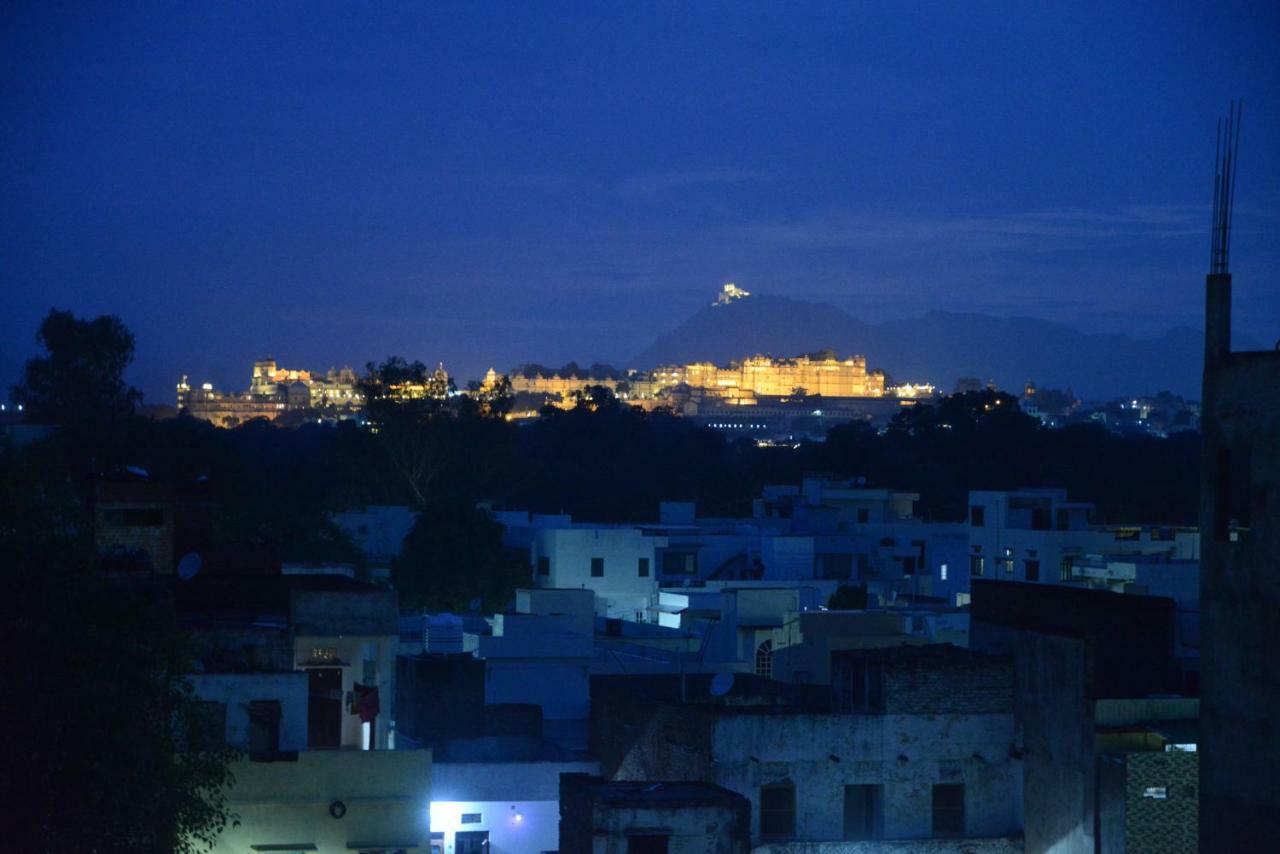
[967,489,1199,588]
[531,527,661,619]
[431,757,599,854]
[189,672,309,751]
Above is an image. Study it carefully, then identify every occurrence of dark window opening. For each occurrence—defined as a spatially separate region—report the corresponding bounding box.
[249,700,282,754]
[835,659,883,712]
[590,557,604,577]
[103,507,166,527]
[817,553,853,580]
[1024,559,1040,582]
[760,781,796,839]
[661,551,697,575]
[537,555,550,576]
[843,784,882,840]
[627,836,670,854]
[969,506,985,527]
[1215,444,1254,541]
[932,783,965,836]
[638,557,650,577]
[856,508,870,524]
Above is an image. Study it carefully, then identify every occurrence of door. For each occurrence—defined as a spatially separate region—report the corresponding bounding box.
[454,830,489,853]
[306,667,343,748]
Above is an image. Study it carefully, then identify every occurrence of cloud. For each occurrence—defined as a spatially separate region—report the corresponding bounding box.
[616,169,765,202]
[736,203,1212,251]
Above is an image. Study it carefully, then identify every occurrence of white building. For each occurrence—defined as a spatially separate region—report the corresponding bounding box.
[430,738,599,854]
[966,489,1198,588]
[530,526,661,620]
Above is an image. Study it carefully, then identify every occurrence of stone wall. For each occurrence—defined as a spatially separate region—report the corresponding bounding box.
[1124,751,1197,854]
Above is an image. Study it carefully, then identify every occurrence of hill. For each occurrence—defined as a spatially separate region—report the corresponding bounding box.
[629,294,1203,399]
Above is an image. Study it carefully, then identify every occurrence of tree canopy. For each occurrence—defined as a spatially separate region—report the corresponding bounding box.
[12,308,142,422]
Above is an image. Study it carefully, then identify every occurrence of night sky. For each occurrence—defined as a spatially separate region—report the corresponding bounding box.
[3,2,1278,403]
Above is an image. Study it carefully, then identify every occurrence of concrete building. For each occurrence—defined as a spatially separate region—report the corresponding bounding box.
[429,738,599,854]
[93,474,218,574]
[530,526,661,620]
[499,478,976,627]
[209,750,432,854]
[966,488,1198,590]
[970,579,1193,853]
[591,646,1023,848]
[1197,109,1280,852]
[397,589,595,751]
[334,505,416,565]
[178,573,400,751]
[560,774,752,854]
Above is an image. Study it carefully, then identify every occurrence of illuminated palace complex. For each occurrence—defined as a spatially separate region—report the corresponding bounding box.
[504,351,925,410]
[178,358,449,427]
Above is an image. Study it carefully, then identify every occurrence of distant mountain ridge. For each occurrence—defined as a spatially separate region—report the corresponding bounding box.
[629,294,1204,399]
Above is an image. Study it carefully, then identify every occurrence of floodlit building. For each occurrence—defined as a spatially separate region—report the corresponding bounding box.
[429,738,598,854]
[209,750,432,854]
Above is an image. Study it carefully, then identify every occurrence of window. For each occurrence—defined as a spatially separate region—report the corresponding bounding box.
[970,555,985,577]
[1024,559,1040,582]
[940,563,949,581]
[248,700,282,754]
[816,553,853,580]
[932,783,965,836]
[1060,556,1075,581]
[1000,558,1014,575]
[755,639,774,680]
[969,506,985,526]
[902,556,918,575]
[834,659,883,712]
[661,551,697,575]
[627,836,670,854]
[537,555,550,576]
[590,557,604,577]
[103,507,166,527]
[843,784,882,840]
[760,781,796,839]
[460,813,482,824]
[856,508,870,524]
[637,557,650,577]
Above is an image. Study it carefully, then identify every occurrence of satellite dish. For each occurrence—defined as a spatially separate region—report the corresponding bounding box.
[177,552,202,581]
[709,672,735,697]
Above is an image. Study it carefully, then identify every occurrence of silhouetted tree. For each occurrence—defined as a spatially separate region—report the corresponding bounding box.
[358,357,450,510]
[12,309,142,422]
[2,437,237,853]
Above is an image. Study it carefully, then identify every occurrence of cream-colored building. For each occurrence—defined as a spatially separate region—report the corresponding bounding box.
[210,750,432,854]
[669,353,886,400]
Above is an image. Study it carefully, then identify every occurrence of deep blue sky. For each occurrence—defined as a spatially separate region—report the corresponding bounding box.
[3,2,1278,403]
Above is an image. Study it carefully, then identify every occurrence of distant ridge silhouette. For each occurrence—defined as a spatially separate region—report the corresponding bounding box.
[629,294,1203,399]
